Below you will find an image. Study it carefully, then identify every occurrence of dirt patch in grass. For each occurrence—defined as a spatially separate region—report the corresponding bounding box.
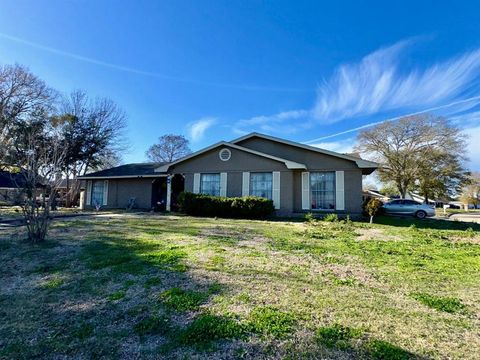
[355,228,403,242]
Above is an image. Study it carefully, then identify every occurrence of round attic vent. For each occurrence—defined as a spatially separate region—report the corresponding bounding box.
[219,148,231,161]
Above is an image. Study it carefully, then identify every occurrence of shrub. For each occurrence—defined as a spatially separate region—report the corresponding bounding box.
[364,198,383,224]
[178,192,274,219]
[323,213,338,222]
[304,212,316,223]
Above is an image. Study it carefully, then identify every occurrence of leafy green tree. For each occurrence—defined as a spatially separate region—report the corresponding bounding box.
[461,172,480,208]
[356,114,468,201]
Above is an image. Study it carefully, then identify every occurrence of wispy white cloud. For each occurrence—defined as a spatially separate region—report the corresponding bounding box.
[235,39,480,134]
[309,137,356,154]
[0,32,309,92]
[234,110,311,134]
[187,117,217,142]
[314,41,480,123]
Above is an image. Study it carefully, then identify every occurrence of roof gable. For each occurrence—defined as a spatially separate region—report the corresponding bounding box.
[232,132,378,170]
[155,141,306,172]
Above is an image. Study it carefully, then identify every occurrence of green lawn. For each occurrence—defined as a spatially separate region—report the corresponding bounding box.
[1,214,479,359]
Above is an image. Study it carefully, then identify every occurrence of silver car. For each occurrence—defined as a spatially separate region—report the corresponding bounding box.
[383,199,436,219]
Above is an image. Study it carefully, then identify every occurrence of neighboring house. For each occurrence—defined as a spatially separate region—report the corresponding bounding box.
[0,170,47,205]
[362,189,390,203]
[78,133,378,215]
[0,171,24,205]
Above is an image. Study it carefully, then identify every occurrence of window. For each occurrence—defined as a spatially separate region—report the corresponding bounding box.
[91,180,104,206]
[250,172,273,199]
[200,173,221,196]
[310,172,335,210]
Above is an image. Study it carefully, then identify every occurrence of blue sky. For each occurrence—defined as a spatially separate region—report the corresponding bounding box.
[1,0,480,170]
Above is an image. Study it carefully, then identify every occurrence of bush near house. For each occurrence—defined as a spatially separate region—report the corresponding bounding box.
[178,192,274,219]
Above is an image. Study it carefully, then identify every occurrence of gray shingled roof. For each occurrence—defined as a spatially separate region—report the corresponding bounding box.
[78,163,168,179]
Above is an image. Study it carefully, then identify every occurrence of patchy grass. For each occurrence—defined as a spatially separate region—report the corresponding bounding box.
[134,314,170,336]
[159,287,208,312]
[247,306,298,338]
[411,292,466,313]
[176,313,245,348]
[316,324,363,349]
[107,290,126,301]
[1,213,479,359]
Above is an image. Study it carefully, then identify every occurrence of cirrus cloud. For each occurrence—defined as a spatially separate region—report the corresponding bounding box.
[187,117,217,142]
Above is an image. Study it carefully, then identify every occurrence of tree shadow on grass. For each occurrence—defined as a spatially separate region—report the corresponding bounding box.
[374,215,480,231]
[315,324,431,360]
[0,228,223,359]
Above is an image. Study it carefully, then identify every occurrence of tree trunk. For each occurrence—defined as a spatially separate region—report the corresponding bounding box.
[370,215,373,224]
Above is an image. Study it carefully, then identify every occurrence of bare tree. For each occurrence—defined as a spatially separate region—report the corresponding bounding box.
[356,114,468,200]
[0,64,56,169]
[146,134,191,163]
[6,117,65,242]
[59,90,127,206]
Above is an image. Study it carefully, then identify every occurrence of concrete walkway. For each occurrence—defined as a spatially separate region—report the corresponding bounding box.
[449,213,480,224]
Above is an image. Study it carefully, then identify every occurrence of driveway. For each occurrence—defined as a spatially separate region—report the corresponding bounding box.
[449,213,480,224]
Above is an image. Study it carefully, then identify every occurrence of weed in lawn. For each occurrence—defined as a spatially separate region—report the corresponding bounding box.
[123,279,136,288]
[315,324,363,349]
[143,248,188,272]
[207,283,223,294]
[144,277,161,288]
[73,323,94,339]
[134,315,170,336]
[206,254,226,270]
[176,313,245,348]
[159,287,209,312]
[40,278,64,289]
[247,306,297,338]
[364,339,415,360]
[236,292,252,303]
[332,277,357,286]
[108,290,126,301]
[411,293,466,313]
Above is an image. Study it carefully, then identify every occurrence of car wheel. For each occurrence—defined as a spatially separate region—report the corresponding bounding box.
[416,210,427,219]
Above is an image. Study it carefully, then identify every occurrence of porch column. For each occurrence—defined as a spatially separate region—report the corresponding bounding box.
[166,175,172,211]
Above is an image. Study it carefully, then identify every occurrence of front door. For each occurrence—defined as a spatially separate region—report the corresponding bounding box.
[151,178,167,211]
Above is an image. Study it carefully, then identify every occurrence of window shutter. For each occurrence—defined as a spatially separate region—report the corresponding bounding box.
[86,180,92,206]
[301,172,310,210]
[220,173,227,197]
[193,173,200,193]
[272,171,280,210]
[335,171,345,211]
[102,180,109,206]
[242,172,250,197]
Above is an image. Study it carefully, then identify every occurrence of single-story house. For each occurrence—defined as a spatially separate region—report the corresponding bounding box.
[78,133,378,215]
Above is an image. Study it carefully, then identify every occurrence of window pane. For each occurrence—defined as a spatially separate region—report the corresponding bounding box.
[310,172,335,210]
[200,173,221,196]
[91,181,104,206]
[250,172,272,199]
